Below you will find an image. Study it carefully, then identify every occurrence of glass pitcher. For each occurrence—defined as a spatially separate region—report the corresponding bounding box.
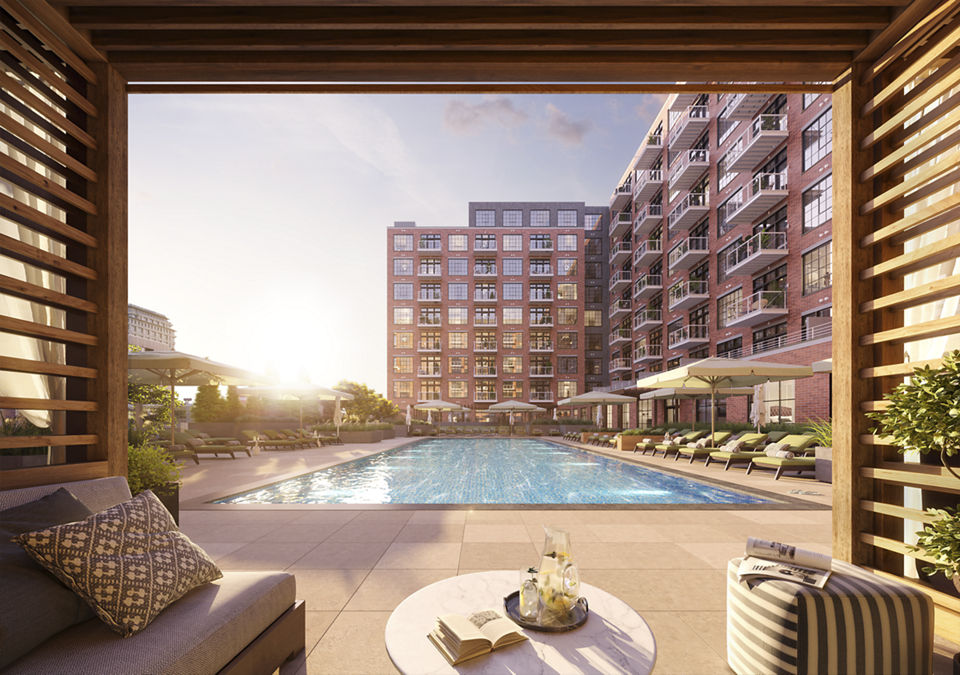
[537,526,581,615]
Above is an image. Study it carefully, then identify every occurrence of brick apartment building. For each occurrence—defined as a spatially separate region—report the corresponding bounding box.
[386,203,609,415]
[607,92,834,427]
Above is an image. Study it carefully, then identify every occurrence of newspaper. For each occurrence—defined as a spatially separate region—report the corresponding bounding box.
[737,538,833,589]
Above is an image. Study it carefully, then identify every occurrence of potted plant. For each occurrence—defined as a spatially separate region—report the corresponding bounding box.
[127,443,182,524]
[804,417,832,483]
[909,507,960,593]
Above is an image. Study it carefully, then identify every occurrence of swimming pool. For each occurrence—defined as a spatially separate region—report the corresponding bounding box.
[215,438,772,505]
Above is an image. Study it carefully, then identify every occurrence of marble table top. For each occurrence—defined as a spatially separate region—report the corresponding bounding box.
[384,571,657,675]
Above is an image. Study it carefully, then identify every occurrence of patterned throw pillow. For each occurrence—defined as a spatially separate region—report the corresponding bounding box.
[15,490,221,637]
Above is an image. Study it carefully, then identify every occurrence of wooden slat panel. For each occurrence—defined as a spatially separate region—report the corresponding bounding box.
[862,464,960,493]
[0,460,108,489]
[860,356,945,378]
[0,354,96,378]
[860,232,960,279]
[861,532,937,564]
[0,108,97,182]
[857,0,958,76]
[0,71,97,149]
[860,499,939,523]
[0,231,97,280]
[0,153,97,214]
[0,272,97,312]
[861,313,960,346]
[861,66,960,150]
[859,274,960,313]
[860,108,960,182]
[2,0,101,78]
[0,193,97,247]
[859,146,960,214]
[0,396,96,411]
[861,190,960,247]
[860,400,890,411]
[0,314,97,345]
[0,434,97,449]
[0,30,97,116]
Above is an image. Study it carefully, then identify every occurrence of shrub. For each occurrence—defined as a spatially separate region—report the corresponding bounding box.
[805,418,832,447]
[910,507,960,581]
[127,444,181,495]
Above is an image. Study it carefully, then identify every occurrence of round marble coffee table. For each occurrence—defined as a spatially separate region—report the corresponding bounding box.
[384,571,657,674]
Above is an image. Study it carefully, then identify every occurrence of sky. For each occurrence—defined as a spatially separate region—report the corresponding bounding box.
[128,93,666,394]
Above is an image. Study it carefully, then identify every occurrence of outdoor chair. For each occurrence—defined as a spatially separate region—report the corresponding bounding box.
[654,430,707,458]
[155,439,199,465]
[241,430,297,450]
[262,430,305,449]
[704,433,771,470]
[173,431,248,459]
[746,434,819,479]
[764,430,790,444]
[675,431,734,463]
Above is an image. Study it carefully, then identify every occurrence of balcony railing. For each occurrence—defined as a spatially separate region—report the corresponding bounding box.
[667,191,708,231]
[723,289,788,328]
[610,180,633,210]
[609,299,632,318]
[667,236,709,270]
[609,270,632,291]
[530,366,554,377]
[726,113,788,172]
[474,340,498,351]
[610,358,632,372]
[419,392,441,401]
[417,343,441,352]
[530,267,554,277]
[474,392,497,402]
[417,241,441,251]
[722,91,769,120]
[633,238,662,266]
[530,342,554,352]
[667,324,709,349]
[473,316,497,326]
[609,328,632,345]
[417,317,441,327]
[611,210,633,237]
[418,291,442,301]
[530,316,554,327]
[725,170,789,225]
[633,168,663,201]
[417,367,442,377]
[718,316,832,360]
[634,133,663,171]
[473,266,497,276]
[633,274,663,299]
[473,241,497,251]
[474,367,497,377]
[417,268,441,277]
[667,279,709,310]
[473,290,498,302]
[530,290,554,302]
[530,392,554,402]
[633,308,662,330]
[633,203,663,239]
[725,231,789,276]
[610,241,632,264]
[668,105,710,150]
[668,148,709,191]
[633,343,663,362]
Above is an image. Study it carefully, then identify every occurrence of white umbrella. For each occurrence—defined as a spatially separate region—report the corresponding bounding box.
[247,384,354,432]
[553,407,558,422]
[509,411,515,426]
[333,401,344,439]
[750,383,764,432]
[596,405,603,428]
[426,409,433,425]
[405,404,412,430]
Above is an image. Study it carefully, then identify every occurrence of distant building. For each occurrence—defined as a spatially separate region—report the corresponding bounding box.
[128,304,175,351]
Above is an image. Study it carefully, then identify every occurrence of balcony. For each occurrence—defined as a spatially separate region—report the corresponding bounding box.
[668,236,710,271]
[668,105,710,151]
[723,92,770,120]
[610,210,633,238]
[668,149,709,191]
[633,169,663,201]
[418,291,442,302]
[474,392,497,402]
[529,267,554,277]
[473,317,497,327]
[725,231,789,276]
[610,241,632,266]
[530,366,554,377]
[417,268,441,277]
[668,324,710,349]
[727,114,788,172]
[530,342,554,352]
[530,317,554,327]
[633,343,663,363]
[417,318,441,327]
[633,274,663,300]
[668,279,709,310]
[530,291,554,302]
[724,171,789,225]
[530,243,554,252]
[670,93,699,111]
[633,308,662,331]
[530,392,554,403]
[666,191,708,231]
[609,328,632,347]
[724,289,788,328]
[634,133,663,171]
[474,367,498,377]
[417,343,441,352]
[633,238,662,267]
[417,242,441,252]
[473,340,498,352]
[418,392,441,401]
[609,270,632,292]
[633,203,663,239]
[473,243,497,252]
[609,298,632,321]
[609,180,633,210]
[610,358,632,373]
[417,367,442,377]
[473,266,497,277]
[473,290,498,302]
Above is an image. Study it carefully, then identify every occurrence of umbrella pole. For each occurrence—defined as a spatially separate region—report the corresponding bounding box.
[169,377,176,449]
[710,382,717,442]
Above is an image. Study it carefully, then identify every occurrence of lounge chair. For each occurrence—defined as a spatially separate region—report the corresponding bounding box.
[174,431,249,458]
[746,434,819,479]
[704,433,771,470]
[764,430,790,444]
[654,430,707,458]
[675,431,734,463]
[241,429,296,450]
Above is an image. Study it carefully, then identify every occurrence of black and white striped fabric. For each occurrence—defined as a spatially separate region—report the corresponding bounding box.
[726,558,934,675]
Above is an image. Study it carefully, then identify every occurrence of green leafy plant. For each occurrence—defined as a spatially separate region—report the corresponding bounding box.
[909,507,960,583]
[127,443,181,495]
[804,417,832,448]
[866,350,960,480]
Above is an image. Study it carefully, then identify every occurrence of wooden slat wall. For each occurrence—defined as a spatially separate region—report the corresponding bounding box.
[834,7,960,641]
[0,2,125,489]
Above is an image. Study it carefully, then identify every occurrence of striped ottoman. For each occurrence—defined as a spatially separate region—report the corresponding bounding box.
[726,558,933,674]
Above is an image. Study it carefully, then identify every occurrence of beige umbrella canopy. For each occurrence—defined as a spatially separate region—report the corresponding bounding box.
[558,390,635,429]
[414,400,469,424]
[488,401,545,412]
[639,386,753,430]
[128,350,262,447]
[636,357,813,440]
[247,384,354,430]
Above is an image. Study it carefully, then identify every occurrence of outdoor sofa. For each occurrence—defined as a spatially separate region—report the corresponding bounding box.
[0,476,305,674]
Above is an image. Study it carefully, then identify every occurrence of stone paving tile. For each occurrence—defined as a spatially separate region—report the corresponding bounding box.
[217,541,318,570]
[580,569,727,612]
[458,542,540,570]
[188,541,247,561]
[394,523,465,542]
[304,610,339,656]
[326,518,410,543]
[306,611,396,674]
[677,542,750,569]
[462,523,532,543]
[293,569,369,611]
[344,569,457,611]
[463,509,527,524]
[291,541,391,569]
[406,509,467,525]
[676,610,728,658]
[574,542,713,570]
[375,542,461,569]
[587,523,673,543]
[641,610,733,674]
[258,522,345,543]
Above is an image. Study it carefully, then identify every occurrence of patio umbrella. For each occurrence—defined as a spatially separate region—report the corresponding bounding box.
[750,384,765,432]
[557,390,635,429]
[426,409,433,425]
[414,399,469,423]
[333,401,343,439]
[128,351,261,449]
[405,404,412,430]
[488,401,544,413]
[639,386,753,430]
[248,384,354,432]
[553,407,558,422]
[595,405,603,428]
[636,357,813,442]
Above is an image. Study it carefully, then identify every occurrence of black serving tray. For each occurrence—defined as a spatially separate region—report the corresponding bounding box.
[503,591,589,632]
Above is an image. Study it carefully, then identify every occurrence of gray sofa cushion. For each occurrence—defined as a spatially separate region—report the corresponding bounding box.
[0,477,131,513]
[0,488,95,669]
[3,571,296,675]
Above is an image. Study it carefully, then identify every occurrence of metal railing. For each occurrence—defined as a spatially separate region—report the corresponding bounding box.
[530,316,554,326]
[610,358,632,370]
[530,266,554,276]
[667,324,709,348]
[418,291,442,301]
[634,274,663,296]
[725,231,788,270]
[632,308,661,329]
[609,328,632,344]
[530,392,554,402]
[474,340,497,350]
[473,316,497,326]
[633,343,663,361]
[417,317,441,326]
[418,342,441,351]
[417,241,441,250]
[725,113,788,166]
[417,367,442,376]
[530,342,554,351]
[610,241,632,258]
[473,290,498,301]
[634,168,663,193]
[668,148,709,184]
[473,265,497,276]
[667,236,709,268]
[609,299,632,316]
[668,279,708,305]
[417,267,442,276]
[722,289,786,325]
[530,366,554,376]
[668,105,709,145]
[633,238,662,265]
[530,290,554,301]
[474,367,497,376]
[474,392,497,402]
[666,191,708,229]
[633,203,662,232]
[718,319,831,359]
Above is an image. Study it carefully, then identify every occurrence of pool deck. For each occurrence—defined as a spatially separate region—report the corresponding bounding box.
[177,436,955,674]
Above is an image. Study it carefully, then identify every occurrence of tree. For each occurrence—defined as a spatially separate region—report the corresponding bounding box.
[192,384,226,422]
[128,344,180,430]
[224,385,242,421]
[335,381,398,422]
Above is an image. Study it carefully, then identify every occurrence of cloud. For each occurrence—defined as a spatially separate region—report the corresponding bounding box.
[633,94,669,121]
[544,103,591,145]
[443,97,528,134]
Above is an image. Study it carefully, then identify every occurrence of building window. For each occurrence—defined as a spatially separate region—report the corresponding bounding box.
[802,242,832,295]
[448,282,467,300]
[557,234,578,251]
[503,234,522,251]
[585,238,601,257]
[393,356,413,373]
[585,285,603,304]
[557,258,578,275]
[753,264,787,297]
[717,288,743,328]
[583,333,599,351]
[584,213,602,230]
[557,210,578,227]
[447,307,466,325]
[586,358,601,375]
[531,210,550,227]
[419,233,440,250]
[393,234,413,251]
[558,332,578,349]
[556,283,577,300]
[393,283,413,300]
[503,332,522,349]
[585,262,601,280]
[530,259,553,276]
[419,282,441,301]
[558,356,577,374]
[502,381,523,399]
[760,380,795,423]
[475,210,496,227]
[717,152,738,191]
[718,189,741,236]
[503,356,523,374]
[474,259,497,275]
[753,322,787,353]
[447,233,467,251]
[418,258,441,276]
[503,282,523,300]
[558,381,577,398]
[803,174,833,232]
[475,382,495,401]
[528,233,550,251]
[717,238,742,283]
[530,307,553,326]
[394,307,413,324]
[394,332,413,348]
[393,258,413,276]
[419,355,441,375]
[503,259,522,275]
[394,381,413,399]
[448,381,467,398]
[474,233,497,250]
[583,309,601,327]
[696,398,726,423]
[448,258,467,275]
[803,108,832,170]
[448,332,467,350]
[474,282,496,301]
[558,307,578,325]
[503,307,523,324]
[503,210,522,227]
[717,336,742,358]
[420,382,441,401]
[802,307,832,341]
[803,93,820,109]
[474,307,496,325]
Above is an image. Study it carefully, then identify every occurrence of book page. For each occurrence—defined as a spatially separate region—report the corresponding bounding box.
[438,614,488,645]
[469,610,526,648]
[745,537,832,571]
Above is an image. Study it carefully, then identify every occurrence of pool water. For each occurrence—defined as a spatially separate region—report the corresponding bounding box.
[215,438,771,505]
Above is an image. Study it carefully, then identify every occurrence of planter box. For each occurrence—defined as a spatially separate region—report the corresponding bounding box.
[153,483,180,525]
[381,427,395,440]
[815,446,832,483]
[392,425,408,437]
[616,435,649,452]
[338,430,383,444]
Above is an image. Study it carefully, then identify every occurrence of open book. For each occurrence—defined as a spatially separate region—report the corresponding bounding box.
[428,609,527,666]
[737,537,833,589]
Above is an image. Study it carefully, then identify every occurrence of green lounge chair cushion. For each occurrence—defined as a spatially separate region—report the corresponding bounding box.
[751,456,816,468]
